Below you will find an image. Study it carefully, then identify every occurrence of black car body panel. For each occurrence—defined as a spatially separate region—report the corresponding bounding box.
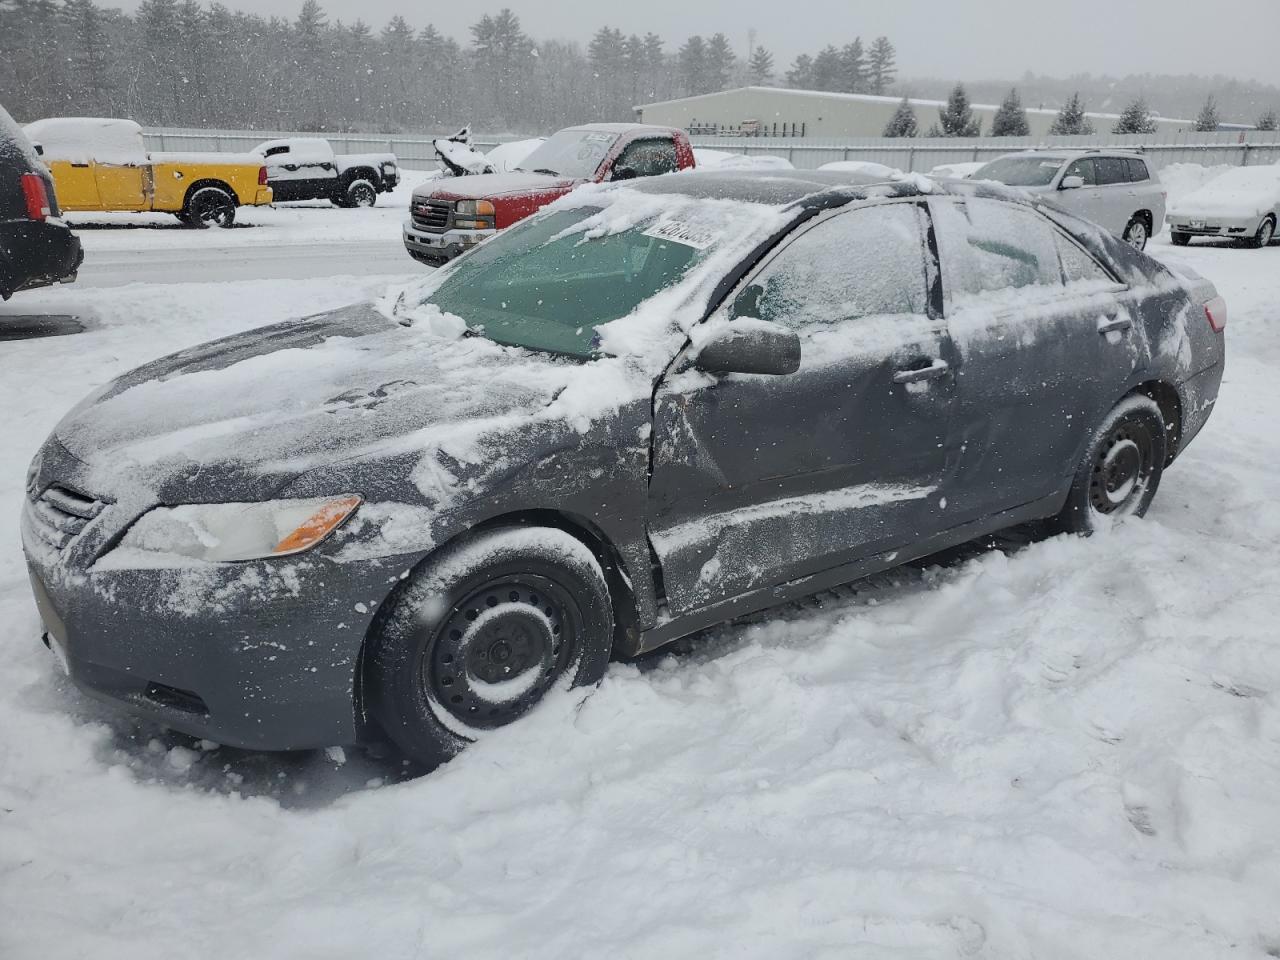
[0,104,81,299]
[21,171,1224,750]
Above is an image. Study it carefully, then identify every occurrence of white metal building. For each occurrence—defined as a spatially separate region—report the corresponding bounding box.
[635,87,1193,139]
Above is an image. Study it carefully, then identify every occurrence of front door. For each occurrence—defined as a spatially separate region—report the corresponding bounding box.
[647,200,957,616]
[1057,156,1104,227]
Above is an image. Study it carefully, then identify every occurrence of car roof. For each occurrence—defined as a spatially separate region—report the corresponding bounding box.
[567,122,682,135]
[993,149,1145,161]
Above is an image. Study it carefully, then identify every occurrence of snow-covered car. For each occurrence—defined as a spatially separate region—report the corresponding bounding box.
[818,160,901,178]
[928,161,986,180]
[23,170,1224,768]
[1168,164,1280,247]
[971,150,1166,251]
[252,138,399,207]
[1,104,80,299]
[693,148,794,170]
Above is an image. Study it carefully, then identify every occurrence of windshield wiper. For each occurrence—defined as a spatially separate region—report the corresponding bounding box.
[531,168,559,176]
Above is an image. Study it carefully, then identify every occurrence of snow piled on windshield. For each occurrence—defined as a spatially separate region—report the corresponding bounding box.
[1173,163,1280,217]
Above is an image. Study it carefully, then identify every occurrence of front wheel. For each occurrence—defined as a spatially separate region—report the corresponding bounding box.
[1247,215,1275,249]
[367,527,615,768]
[1054,395,1166,534]
[344,178,377,208]
[183,187,236,228]
[1122,215,1149,251]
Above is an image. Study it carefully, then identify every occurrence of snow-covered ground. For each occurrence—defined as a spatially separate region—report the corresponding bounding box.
[2,170,1279,959]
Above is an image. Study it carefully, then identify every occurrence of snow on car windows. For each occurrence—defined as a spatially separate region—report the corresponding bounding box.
[973,156,1067,187]
[514,128,618,179]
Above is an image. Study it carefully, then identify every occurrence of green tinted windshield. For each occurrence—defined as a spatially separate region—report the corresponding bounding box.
[423,207,704,358]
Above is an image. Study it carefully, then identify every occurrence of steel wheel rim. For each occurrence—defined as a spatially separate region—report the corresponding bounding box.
[1089,422,1154,516]
[422,573,580,730]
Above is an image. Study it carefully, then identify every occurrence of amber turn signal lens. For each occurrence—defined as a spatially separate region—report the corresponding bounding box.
[475,200,495,217]
[272,495,362,555]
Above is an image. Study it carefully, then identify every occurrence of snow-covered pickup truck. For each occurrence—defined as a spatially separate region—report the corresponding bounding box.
[403,123,695,265]
[252,138,399,208]
[24,117,271,228]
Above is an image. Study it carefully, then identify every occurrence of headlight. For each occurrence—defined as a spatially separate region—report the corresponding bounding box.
[110,495,361,564]
[454,199,495,217]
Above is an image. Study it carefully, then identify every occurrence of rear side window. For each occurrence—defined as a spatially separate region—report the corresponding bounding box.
[1125,158,1150,182]
[264,145,290,157]
[614,138,678,178]
[931,197,1063,301]
[1055,234,1113,284]
[1063,158,1097,185]
[1094,157,1129,185]
[736,202,929,329]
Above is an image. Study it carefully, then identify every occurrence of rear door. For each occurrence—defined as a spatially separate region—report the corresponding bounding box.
[1092,155,1133,234]
[930,195,1148,520]
[648,200,956,616]
[93,161,148,210]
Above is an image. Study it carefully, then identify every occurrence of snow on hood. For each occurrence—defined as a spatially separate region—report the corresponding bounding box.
[1170,165,1280,218]
[418,171,578,200]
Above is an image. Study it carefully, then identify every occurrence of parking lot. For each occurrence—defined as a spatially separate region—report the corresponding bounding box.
[2,176,1279,957]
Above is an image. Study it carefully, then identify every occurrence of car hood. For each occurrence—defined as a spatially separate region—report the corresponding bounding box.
[419,171,581,201]
[51,303,642,505]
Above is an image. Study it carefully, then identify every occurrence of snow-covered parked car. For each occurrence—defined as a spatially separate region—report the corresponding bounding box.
[252,138,398,207]
[928,161,986,180]
[1168,164,1280,247]
[818,160,901,178]
[23,170,1224,768]
[693,148,793,170]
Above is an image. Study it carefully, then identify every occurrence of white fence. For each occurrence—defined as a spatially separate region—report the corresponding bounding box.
[142,126,1280,174]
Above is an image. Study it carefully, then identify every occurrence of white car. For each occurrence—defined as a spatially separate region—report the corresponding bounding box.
[693,148,794,170]
[928,161,986,180]
[1168,164,1280,248]
[818,160,901,178]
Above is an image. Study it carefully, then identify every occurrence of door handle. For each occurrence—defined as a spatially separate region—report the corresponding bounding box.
[1097,316,1132,335]
[893,359,950,384]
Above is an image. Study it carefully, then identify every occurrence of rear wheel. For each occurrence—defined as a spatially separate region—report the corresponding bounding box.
[1122,215,1149,251]
[1055,395,1166,534]
[1247,215,1275,249]
[1170,231,1191,247]
[182,187,236,229]
[344,178,377,208]
[367,527,614,768]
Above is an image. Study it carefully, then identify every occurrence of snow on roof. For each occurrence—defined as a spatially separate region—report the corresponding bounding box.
[636,86,1193,125]
[569,122,679,134]
[23,117,147,165]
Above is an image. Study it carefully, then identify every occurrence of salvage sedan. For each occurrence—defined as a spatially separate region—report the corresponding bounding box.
[23,171,1225,767]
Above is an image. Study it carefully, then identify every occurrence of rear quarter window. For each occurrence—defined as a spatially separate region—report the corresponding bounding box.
[1125,158,1150,182]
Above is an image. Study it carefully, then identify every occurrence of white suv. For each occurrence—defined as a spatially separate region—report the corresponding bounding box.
[971,150,1166,251]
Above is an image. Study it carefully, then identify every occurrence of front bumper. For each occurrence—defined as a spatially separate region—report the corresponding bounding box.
[1168,214,1260,237]
[402,220,493,265]
[20,479,409,751]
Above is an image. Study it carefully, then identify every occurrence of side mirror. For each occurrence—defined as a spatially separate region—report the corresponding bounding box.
[611,166,639,181]
[1060,175,1085,190]
[694,320,801,377]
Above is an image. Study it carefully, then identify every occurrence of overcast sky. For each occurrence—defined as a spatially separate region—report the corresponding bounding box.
[113,0,1280,87]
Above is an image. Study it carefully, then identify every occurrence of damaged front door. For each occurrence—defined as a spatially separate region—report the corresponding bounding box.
[647,200,957,617]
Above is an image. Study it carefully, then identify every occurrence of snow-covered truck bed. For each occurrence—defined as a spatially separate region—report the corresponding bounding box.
[252,138,399,208]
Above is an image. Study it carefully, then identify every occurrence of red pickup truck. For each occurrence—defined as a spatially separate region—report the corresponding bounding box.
[403,123,695,265]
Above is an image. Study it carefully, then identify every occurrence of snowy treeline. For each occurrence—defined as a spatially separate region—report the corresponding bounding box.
[0,0,898,134]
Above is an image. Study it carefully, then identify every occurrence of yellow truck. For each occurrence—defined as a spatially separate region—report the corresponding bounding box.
[23,117,272,228]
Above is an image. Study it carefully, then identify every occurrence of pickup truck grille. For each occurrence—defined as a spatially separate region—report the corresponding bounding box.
[412,199,452,233]
[26,484,105,551]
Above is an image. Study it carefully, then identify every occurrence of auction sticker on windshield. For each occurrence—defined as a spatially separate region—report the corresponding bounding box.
[643,220,717,250]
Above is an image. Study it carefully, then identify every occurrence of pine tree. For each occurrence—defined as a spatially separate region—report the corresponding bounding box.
[1048,92,1095,135]
[867,36,896,95]
[63,0,113,115]
[811,45,841,92]
[839,38,865,93]
[882,96,917,137]
[677,35,708,96]
[1113,97,1157,134]
[937,82,981,137]
[747,45,774,84]
[705,33,734,92]
[1193,95,1220,132]
[1258,108,1279,131]
[786,53,814,89]
[991,87,1030,136]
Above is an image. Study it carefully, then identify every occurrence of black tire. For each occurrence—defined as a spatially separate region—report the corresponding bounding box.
[1122,215,1149,251]
[1055,395,1166,535]
[1171,231,1191,247]
[344,178,377,208]
[367,527,614,768]
[1247,215,1275,249]
[183,187,236,229]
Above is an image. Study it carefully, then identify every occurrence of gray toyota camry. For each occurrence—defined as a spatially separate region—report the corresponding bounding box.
[22,170,1225,767]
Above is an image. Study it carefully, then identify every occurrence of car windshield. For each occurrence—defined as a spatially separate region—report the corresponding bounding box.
[420,206,712,358]
[974,156,1067,187]
[515,129,619,179]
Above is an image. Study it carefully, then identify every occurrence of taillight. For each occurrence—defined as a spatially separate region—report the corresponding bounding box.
[258,166,268,186]
[20,173,50,221]
[1204,296,1227,333]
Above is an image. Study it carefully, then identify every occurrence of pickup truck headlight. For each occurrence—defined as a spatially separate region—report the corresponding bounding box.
[106,495,361,565]
[454,200,495,216]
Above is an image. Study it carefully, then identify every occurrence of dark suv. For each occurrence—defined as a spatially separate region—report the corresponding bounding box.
[0,104,81,300]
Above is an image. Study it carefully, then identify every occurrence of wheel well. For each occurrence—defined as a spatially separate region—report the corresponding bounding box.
[343,168,378,187]
[182,179,237,210]
[1132,209,1153,232]
[1133,380,1182,464]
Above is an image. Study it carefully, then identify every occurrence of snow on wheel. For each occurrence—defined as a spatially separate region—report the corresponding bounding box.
[367,527,614,768]
[1122,216,1148,251]
[345,178,377,208]
[1055,394,1166,534]
[183,186,236,229]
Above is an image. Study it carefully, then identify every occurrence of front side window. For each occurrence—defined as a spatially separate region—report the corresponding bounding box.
[932,197,1064,301]
[613,139,678,178]
[515,129,619,179]
[1063,158,1098,186]
[972,156,1066,187]
[733,202,929,330]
